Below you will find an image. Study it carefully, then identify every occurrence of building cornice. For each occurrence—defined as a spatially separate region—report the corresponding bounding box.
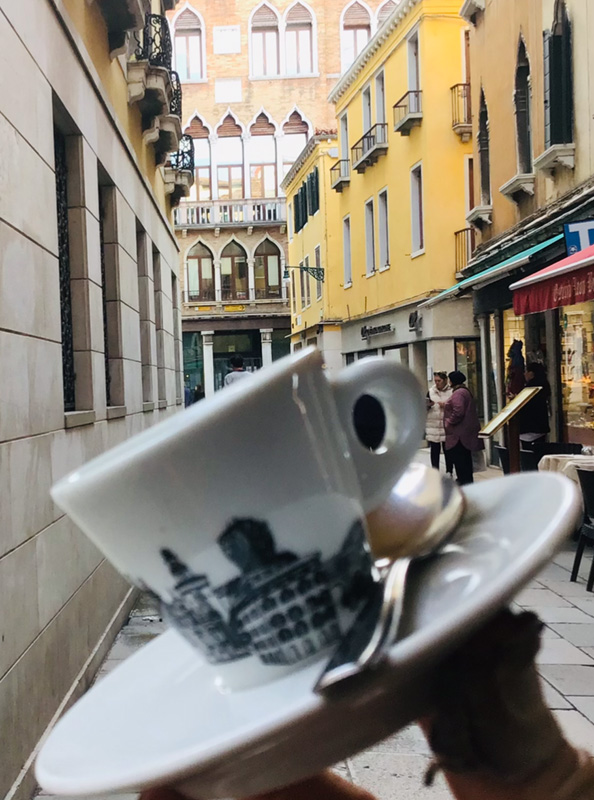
[281,132,337,191]
[328,0,422,105]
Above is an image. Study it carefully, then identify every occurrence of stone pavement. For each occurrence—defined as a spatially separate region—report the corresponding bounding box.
[37,452,594,800]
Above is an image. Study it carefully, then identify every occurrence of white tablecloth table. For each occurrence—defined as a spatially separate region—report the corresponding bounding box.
[538,454,594,484]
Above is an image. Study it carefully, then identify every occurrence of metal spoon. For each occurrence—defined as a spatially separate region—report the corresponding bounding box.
[315,463,465,693]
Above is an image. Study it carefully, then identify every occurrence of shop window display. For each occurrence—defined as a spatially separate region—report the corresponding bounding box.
[560,301,594,445]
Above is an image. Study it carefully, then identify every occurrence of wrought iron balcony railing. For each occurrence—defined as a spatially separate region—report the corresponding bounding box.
[170,134,195,173]
[454,227,476,272]
[330,159,351,191]
[451,83,472,141]
[351,123,388,172]
[134,13,172,71]
[393,90,423,135]
[170,70,182,118]
[174,198,287,228]
[184,289,215,303]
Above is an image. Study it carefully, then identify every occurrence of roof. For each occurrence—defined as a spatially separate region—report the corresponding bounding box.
[328,0,422,105]
[419,234,564,308]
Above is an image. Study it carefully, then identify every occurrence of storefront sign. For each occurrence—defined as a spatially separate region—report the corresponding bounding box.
[224,305,246,312]
[360,323,393,340]
[513,262,594,314]
[564,220,594,255]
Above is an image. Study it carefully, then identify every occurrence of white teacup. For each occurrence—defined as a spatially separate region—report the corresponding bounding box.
[51,348,424,690]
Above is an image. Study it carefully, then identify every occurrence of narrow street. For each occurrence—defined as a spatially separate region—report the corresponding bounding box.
[37,455,594,800]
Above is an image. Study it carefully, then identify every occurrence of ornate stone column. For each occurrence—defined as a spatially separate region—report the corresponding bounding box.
[201,331,215,396]
[248,257,256,301]
[260,328,273,367]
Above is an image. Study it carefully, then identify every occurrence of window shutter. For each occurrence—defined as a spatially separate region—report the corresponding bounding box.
[252,5,278,29]
[286,3,312,27]
[176,9,201,31]
[560,14,574,143]
[543,32,552,149]
[344,2,370,29]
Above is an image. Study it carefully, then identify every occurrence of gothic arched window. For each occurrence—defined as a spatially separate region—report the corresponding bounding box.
[251,4,280,77]
[220,241,248,301]
[341,2,371,70]
[285,3,315,75]
[254,239,281,299]
[478,91,491,205]
[174,8,204,81]
[515,40,532,174]
[186,242,214,302]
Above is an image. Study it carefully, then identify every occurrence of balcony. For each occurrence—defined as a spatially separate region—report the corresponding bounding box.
[500,173,536,203]
[128,14,181,164]
[351,124,388,173]
[393,91,422,135]
[534,143,576,176]
[164,135,195,207]
[95,0,148,57]
[451,84,472,142]
[330,160,350,192]
[454,228,476,273]
[174,198,287,229]
[466,204,493,230]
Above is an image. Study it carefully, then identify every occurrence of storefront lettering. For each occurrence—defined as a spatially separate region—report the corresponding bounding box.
[360,323,393,340]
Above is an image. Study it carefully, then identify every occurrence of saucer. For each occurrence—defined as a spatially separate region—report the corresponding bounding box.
[36,473,580,799]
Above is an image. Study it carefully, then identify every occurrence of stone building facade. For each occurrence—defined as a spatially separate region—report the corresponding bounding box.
[168,0,396,394]
[0,1,185,797]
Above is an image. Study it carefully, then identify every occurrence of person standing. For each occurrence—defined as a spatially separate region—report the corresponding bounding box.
[426,371,453,475]
[444,371,483,486]
[224,354,252,387]
[518,362,551,447]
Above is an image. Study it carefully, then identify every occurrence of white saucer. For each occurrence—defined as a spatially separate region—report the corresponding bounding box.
[36,473,580,799]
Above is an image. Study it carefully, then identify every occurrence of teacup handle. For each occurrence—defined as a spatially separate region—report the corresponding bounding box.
[329,357,425,513]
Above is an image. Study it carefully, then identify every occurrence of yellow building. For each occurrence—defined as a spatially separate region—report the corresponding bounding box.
[286,0,479,390]
[282,133,344,371]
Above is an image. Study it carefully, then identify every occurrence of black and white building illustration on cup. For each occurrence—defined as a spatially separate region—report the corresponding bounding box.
[160,518,374,666]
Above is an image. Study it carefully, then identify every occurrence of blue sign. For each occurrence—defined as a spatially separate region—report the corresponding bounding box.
[564,220,594,255]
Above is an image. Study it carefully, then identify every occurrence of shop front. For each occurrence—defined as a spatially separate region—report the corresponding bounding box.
[511,243,594,446]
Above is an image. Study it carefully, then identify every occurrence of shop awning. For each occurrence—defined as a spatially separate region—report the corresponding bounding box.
[511,242,594,314]
[419,234,564,309]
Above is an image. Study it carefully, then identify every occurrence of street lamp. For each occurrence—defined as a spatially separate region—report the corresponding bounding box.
[283,265,325,282]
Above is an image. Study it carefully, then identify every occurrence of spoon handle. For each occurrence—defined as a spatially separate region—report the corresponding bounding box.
[356,557,411,668]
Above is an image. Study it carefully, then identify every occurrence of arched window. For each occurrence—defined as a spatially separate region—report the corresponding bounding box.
[281,111,309,175]
[186,116,211,202]
[251,4,280,77]
[254,240,281,299]
[186,242,214,302]
[174,8,204,81]
[341,2,371,70]
[249,114,277,198]
[478,92,491,205]
[515,40,532,174]
[285,3,314,75]
[377,0,396,27]
[216,115,244,201]
[544,1,573,148]
[220,241,248,300]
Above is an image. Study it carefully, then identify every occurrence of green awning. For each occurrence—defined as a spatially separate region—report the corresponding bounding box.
[419,234,565,309]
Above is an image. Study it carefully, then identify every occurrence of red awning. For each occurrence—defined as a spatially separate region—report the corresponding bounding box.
[511,243,594,314]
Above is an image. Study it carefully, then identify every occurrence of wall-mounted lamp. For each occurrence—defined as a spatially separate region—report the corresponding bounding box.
[283,265,325,283]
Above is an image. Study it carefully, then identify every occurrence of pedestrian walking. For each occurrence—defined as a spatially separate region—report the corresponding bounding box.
[506,339,526,399]
[184,384,192,407]
[444,370,483,485]
[518,362,551,447]
[426,371,453,476]
[224,355,252,387]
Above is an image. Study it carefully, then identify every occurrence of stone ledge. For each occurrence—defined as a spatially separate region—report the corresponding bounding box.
[143,401,155,412]
[64,410,96,429]
[157,400,167,409]
[106,405,127,420]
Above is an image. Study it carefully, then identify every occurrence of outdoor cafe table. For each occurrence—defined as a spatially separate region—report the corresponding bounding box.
[538,453,594,484]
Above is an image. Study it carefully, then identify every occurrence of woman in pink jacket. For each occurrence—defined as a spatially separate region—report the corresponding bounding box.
[444,370,484,485]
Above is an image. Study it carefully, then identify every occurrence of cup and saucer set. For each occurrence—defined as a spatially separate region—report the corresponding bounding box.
[36,348,581,799]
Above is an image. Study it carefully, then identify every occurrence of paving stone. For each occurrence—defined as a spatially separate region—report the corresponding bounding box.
[582,647,594,659]
[553,710,594,753]
[553,550,581,571]
[517,588,572,608]
[537,580,592,597]
[525,607,593,623]
[568,697,594,725]
[537,638,594,665]
[541,625,561,639]
[349,752,451,800]
[108,631,162,660]
[548,624,594,647]
[540,677,572,709]
[363,725,432,756]
[539,664,594,696]
[570,598,594,617]
[537,563,574,583]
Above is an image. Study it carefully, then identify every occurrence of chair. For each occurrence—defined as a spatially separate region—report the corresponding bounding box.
[520,449,539,472]
[571,469,594,592]
[494,444,510,475]
[532,442,583,466]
